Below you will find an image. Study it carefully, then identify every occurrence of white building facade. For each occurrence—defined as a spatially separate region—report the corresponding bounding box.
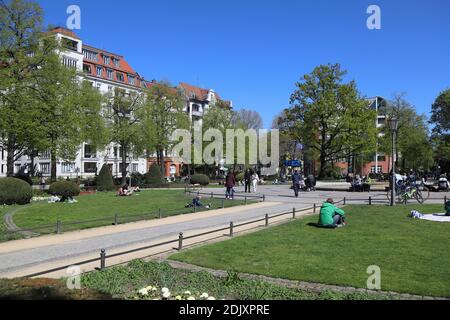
[0,27,147,180]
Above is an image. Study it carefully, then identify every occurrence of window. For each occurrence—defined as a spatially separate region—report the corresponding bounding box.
[83,49,98,61]
[131,164,139,173]
[40,163,50,174]
[61,162,76,173]
[103,55,110,65]
[62,56,77,68]
[116,72,124,82]
[128,75,135,85]
[61,38,78,51]
[96,66,103,77]
[84,162,97,173]
[96,83,101,91]
[377,155,386,162]
[1,164,4,174]
[40,150,51,159]
[84,145,97,158]
[112,57,120,67]
[83,64,91,74]
[1,147,4,161]
[192,104,200,112]
[106,69,114,80]
[370,166,383,174]
[114,147,118,157]
[377,118,386,126]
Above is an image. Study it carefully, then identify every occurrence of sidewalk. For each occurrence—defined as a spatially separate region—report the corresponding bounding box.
[0,201,286,278]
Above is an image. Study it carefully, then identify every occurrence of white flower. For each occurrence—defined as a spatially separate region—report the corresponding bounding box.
[200,292,209,299]
[161,287,170,293]
[183,290,191,296]
[162,291,171,299]
[138,288,148,296]
[146,286,157,291]
[187,296,196,300]
[207,297,216,300]
[175,295,182,300]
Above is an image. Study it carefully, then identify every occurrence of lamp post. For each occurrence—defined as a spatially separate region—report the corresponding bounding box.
[387,116,399,206]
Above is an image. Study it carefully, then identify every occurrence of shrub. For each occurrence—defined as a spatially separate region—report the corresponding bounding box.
[190,174,210,186]
[14,173,33,186]
[49,181,80,198]
[95,164,116,191]
[235,172,244,182]
[0,178,33,205]
[145,164,164,185]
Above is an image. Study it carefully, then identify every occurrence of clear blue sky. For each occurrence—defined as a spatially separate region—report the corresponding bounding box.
[37,0,450,128]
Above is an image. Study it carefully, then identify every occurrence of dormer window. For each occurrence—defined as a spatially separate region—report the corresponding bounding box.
[116,72,124,82]
[112,57,120,67]
[103,55,110,65]
[83,49,98,61]
[128,75,135,85]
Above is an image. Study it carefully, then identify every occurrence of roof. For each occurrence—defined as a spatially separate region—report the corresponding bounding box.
[179,82,210,101]
[49,27,80,40]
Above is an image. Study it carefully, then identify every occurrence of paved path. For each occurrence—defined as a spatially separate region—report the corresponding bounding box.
[0,185,448,277]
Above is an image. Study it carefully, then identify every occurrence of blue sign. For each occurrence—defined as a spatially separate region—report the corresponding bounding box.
[284,160,302,167]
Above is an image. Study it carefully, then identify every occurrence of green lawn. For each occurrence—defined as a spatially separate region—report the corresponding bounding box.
[171,204,450,297]
[1,190,248,236]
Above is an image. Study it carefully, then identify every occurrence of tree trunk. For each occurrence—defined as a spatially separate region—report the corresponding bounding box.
[319,153,327,180]
[157,149,165,177]
[121,144,128,185]
[51,148,57,182]
[6,136,16,177]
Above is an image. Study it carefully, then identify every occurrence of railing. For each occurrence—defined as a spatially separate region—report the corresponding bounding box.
[23,203,319,278]
[185,189,266,203]
[16,195,449,278]
[3,193,261,237]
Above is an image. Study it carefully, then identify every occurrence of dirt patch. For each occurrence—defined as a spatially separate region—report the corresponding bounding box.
[0,278,113,300]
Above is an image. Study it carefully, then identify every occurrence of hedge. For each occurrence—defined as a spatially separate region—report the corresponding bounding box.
[95,164,116,191]
[49,181,80,198]
[0,178,33,205]
[190,174,210,186]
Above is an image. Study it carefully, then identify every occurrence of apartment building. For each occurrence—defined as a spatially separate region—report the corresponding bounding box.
[0,27,233,179]
[0,27,147,179]
[335,96,392,176]
[147,82,233,178]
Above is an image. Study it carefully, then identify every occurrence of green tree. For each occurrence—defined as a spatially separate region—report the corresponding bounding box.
[285,63,377,179]
[105,88,145,184]
[379,93,433,172]
[430,89,450,169]
[95,164,115,191]
[138,82,189,176]
[0,0,52,176]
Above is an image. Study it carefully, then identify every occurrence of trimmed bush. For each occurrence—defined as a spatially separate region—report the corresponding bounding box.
[0,178,33,205]
[49,181,80,198]
[190,174,210,186]
[95,164,116,191]
[235,172,244,182]
[145,164,164,185]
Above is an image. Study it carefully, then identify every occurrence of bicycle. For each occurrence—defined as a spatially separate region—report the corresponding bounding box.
[387,184,427,204]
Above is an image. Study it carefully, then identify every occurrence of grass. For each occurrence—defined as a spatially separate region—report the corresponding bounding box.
[80,260,395,300]
[1,190,249,238]
[170,204,450,297]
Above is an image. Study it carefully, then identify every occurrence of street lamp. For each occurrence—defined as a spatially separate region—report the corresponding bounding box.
[387,116,399,206]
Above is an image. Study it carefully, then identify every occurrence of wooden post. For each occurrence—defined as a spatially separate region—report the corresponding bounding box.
[369,196,372,206]
[265,214,269,227]
[222,199,224,209]
[344,197,347,205]
[292,208,296,219]
[114,214,119,225]
[245,197,247,205]
[230,222,234,237]
[313,203,316,214]
[158,208,162,219]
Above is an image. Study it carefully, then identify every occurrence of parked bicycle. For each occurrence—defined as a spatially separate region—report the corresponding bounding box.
[387,183,429,204]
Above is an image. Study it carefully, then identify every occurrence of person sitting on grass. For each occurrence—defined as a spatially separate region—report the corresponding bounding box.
[185,196,210,209]
[318,198,346,228]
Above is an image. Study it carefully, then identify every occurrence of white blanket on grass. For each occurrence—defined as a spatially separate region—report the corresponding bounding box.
[410,210,450,222]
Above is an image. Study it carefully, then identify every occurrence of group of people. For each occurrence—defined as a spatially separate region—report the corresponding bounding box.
[117,184,140,197]
[224,170,261,200]
[291,170,316,197]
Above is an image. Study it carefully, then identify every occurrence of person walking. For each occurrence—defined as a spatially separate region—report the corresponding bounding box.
[292,170,301,198]
[225,171,236,200]
[244,169,252,193]
[251,171,260,193]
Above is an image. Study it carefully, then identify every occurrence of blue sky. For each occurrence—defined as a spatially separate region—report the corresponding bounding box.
[37,0,450,128]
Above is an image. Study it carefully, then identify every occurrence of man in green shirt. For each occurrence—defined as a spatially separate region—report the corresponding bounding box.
[318,198,346,228]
